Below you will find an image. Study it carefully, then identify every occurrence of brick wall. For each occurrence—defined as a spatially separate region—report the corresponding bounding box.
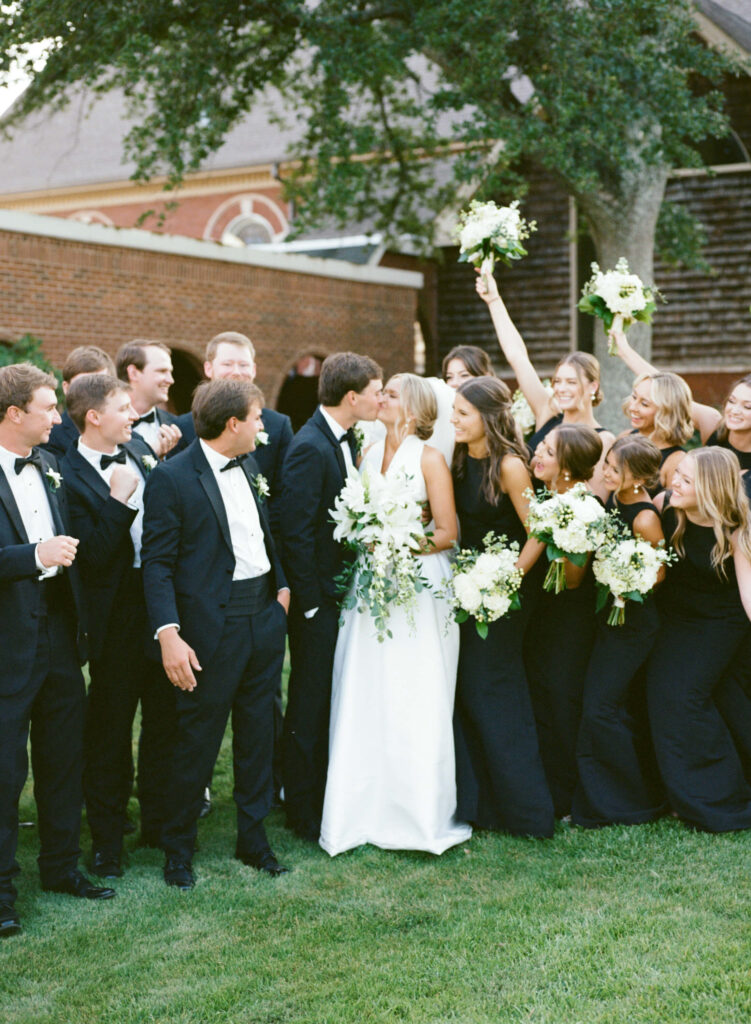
[0,225,418,411]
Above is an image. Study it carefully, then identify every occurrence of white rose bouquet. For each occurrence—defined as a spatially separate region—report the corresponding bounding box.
[511,379,553,437]
[525,483,611,593]
[593,528,674,626]
[456,199,536,277]
[578,257,662,355]
[330,467,430,642]
[442,532,523,639]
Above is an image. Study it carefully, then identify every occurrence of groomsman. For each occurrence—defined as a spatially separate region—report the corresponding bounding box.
[142,379,290,889]
[115,340,185,458]
[61,375,177,876]
[0,364,115,939]
[175,331,293,538]
[279,352,382,841]
[44,345,116,459]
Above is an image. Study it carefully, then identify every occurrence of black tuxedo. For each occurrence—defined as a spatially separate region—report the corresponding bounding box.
[61,435,177,854]
[278,407,357,836]
[134,407,190,458]
[43,410,79,460]
[0,448,88,906]
[142,439,288,861]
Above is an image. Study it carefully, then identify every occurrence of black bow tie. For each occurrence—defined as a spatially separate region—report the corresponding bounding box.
[220,455,248,473]
[341,428,355,446]
[101,450,127,470]
[14,451,43,475]
[134,410,156,426]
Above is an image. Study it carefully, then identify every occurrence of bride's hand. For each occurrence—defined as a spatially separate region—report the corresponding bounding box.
[475,268,500,305]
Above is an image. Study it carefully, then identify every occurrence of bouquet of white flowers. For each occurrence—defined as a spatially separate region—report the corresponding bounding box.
[330,467,429,642]
[593,527,674,626]
[511,379,553,438]
[456,199,536,277]
[578,257,662,355]
[443,532,523,638]
[525,483,611,593]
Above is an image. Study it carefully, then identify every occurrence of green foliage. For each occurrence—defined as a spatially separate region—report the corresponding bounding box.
[0,334,63,399]
[656,200,714,273]
[0,0,745,260]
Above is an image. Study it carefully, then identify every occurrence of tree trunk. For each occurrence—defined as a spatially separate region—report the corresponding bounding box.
[576,165,668,431]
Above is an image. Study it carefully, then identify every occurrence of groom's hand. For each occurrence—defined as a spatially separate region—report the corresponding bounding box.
[158,627,202,690]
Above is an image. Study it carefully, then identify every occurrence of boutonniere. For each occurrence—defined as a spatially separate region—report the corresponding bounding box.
[252,473,270,502]
[141,454,158,473]
[352,424,365,456]
[45,468,62,491]
[255,430,269,447]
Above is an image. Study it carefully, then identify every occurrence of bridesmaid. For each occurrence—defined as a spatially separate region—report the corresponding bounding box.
[524,424,603,818]
[476,271,613,500]
[450,376,554,837]
[706,374,751,498]
[572,435,668,827]
[608,323,722,490]
[646,448,751,832]
[442,345,494,389]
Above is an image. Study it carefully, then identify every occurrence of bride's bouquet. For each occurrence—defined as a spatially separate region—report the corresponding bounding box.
[443,532,523,639]
[578,257,662,355]
[593,527,674,626]
[525,483,611,593]
[330,467,429,642]
[511,379,553,437]
[456,199,537,277]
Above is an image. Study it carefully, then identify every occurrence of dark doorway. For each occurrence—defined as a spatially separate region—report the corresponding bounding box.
[276,353,325,432]
[169,348,204,414]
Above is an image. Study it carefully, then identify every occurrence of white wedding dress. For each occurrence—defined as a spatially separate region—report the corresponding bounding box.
[320,434,472,856]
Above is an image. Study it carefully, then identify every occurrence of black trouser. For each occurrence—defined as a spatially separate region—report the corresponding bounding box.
[84,570,177,854]
[0,592,85,905]
[282,598,339,834]
[161,585,286,863]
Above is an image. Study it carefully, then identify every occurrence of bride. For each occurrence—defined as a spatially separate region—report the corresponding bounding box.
[319,373,472,856]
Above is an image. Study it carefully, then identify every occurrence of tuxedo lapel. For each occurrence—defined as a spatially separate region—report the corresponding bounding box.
[65,445,110,502]
[193,444,233,556]
[312,409,347,480]
[241,458,273,548]
[0,465,29,542]
[38,449,66,535]
[123,436,154,481]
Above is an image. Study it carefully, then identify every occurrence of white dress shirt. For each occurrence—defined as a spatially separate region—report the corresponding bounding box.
[199,440,271,580]
[77,439,146,567]
[0,444,60,577]
[319,406,355,475]
[131,408,162,453]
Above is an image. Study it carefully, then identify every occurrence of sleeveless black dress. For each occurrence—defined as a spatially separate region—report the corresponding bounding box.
[523,495,600,818]
[452,456,554,837]
[706,429,751,500]
[572,496,666,827]
[645,504,751,831]
[527,413,563,457]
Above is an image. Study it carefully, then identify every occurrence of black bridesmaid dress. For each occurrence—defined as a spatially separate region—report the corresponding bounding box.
[571,496,666,827]
[452,456,554,837]
[645,503,751,831]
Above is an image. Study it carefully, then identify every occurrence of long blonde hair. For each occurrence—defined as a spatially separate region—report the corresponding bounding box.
[390,373,437,442]
[671,448,751,577]
[626,371,694,447]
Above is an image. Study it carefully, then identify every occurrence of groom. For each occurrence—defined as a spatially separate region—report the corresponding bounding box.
[279,352,382,841]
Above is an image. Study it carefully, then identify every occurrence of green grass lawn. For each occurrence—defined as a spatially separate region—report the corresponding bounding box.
[3,717,751,1022]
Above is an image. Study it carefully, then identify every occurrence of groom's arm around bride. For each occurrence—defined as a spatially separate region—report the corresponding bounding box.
[279,352,382,841]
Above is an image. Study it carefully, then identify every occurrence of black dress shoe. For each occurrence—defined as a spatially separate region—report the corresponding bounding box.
[164,859,195,890]
[42,869,116,900]
[92,851,123,879]
[0,904,21,938]
[198,787,212,819]
[235,848,290,877]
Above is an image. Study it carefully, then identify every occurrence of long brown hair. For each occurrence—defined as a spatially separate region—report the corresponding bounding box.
[452,376,529,505]
[671,448,751,577]
[442,345,493,380]
[717,374,751,443]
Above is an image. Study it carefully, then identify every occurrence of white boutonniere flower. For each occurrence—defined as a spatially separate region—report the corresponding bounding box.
[141,454,158,473]
[255,430,269,447]
[352,424,365,456]
[45,468,62,491]
[252,473,270,501]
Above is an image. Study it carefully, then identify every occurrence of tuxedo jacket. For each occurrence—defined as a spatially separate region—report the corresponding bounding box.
[43,410,79,460]
[175,407,292,530]
[0,449,87,695]
[141,439,287,665]
[60,434,154,662]
[278,407,355,612]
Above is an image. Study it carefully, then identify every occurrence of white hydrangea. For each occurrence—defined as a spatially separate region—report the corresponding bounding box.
[454,573,484,613]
